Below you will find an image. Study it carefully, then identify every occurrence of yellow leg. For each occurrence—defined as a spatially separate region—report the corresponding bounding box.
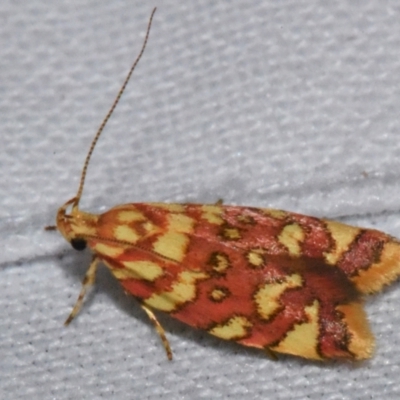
[64,256,99,326]
[140,303,173,360]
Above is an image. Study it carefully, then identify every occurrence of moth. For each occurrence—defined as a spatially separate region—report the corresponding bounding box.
[51,7,400,361]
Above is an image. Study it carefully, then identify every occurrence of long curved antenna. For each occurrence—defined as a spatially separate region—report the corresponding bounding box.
[73,7,157,210]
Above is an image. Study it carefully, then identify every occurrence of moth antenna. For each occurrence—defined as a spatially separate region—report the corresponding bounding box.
[73,7,157,210]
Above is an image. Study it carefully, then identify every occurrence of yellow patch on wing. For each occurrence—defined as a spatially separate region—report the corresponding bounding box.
[271,300,322,360]
[117,210,146,223]
[262,209,287,219]
[336,302,374,360]
[151,203,186,212]
[351,240,400,294]
[209,252,230,273]
[144,270,208,312]
[94,243,124,258]
[324,220,361,265]
[247,248,265,268]
[222,227,241,240]
[201,205,224,225]
[167,213,195,233]
[112,260,164,281]
[278,223,305,256]
[209,316,252,340]
[142,221,158,235]
[153,232,190,262]
[255,274,303,320]
[114,225,140,243]
[209,287,230,302]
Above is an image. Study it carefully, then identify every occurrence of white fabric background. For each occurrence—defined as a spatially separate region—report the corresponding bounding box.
[2,1,400,398]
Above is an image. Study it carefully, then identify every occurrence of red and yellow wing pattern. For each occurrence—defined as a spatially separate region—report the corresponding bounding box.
[59,202,400,361]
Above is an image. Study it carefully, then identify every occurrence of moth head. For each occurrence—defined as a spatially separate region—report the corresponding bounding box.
[56,197,98,251]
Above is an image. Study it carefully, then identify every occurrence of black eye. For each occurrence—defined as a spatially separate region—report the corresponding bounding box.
[70,238,87,251]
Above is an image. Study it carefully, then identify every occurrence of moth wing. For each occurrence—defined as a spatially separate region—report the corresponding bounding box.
[89,203,398,360]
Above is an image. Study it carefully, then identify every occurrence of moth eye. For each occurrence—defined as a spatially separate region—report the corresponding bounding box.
[70,238,87,251]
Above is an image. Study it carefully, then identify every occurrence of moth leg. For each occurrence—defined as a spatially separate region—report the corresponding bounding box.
[264,347,278,361]
[64,255,100,326]
[140,303,173,360]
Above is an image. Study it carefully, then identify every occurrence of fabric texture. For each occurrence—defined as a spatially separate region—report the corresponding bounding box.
[1,1,400,399]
